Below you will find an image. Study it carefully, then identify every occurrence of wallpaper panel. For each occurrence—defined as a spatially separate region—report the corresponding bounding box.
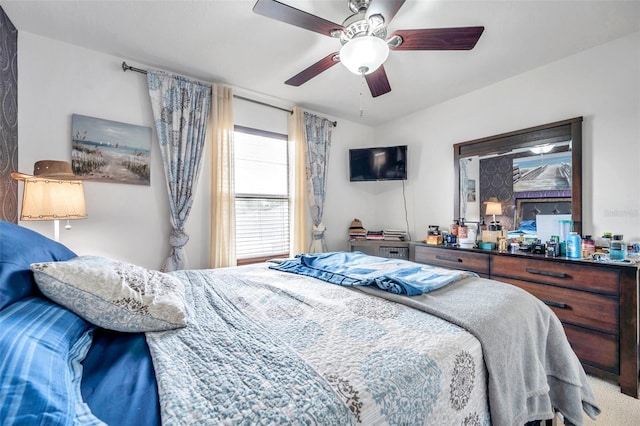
[0,6,17,223]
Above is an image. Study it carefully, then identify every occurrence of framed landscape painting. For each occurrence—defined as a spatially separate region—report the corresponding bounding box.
[512,151,572,192]
[71,114,152,185]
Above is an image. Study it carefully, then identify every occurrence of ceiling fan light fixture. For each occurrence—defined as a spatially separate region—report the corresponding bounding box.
[339,35,389,75]
[530,144,554,154]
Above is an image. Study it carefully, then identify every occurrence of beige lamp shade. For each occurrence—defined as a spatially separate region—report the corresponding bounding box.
[485,201,503,217]
[484,197,503,224]
[19,177,87,221]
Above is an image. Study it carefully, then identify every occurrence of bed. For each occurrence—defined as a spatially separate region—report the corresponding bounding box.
[0,220,599,425]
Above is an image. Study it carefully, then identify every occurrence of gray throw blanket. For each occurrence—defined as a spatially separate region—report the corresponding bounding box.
[357,276,600,426]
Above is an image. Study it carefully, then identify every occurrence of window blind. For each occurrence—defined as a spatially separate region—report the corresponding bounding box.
[234,127,289,261]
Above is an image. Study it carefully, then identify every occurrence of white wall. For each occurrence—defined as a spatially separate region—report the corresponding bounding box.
[17,30,639,266]
[17,32,174,269]
[374,31,640,243]
[322,117,377,250]
[16,32,375,267]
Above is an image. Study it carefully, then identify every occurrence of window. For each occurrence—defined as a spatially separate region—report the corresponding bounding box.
[234,126,289,264]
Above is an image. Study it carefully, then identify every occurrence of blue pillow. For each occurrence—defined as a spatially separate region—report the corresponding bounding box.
[0,297,104,425]
[0,221,76,310]
[519,220,537,232]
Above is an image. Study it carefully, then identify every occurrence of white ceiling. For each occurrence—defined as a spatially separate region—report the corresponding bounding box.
[2,0,639,126]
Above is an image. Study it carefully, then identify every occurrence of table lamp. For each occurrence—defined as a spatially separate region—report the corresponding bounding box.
[485,197,503,229]
[11,160,87,241]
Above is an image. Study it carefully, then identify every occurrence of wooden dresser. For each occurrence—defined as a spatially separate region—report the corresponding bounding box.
[410,242,640,398]
[348,240,410,259]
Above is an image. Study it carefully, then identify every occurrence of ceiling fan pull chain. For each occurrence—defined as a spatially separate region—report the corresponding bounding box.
[360,73,365,117]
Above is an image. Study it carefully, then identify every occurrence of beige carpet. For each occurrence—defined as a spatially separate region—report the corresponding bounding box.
[557,375,640,425]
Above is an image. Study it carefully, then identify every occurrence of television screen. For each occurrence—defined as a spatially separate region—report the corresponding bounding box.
[349,145,407,182]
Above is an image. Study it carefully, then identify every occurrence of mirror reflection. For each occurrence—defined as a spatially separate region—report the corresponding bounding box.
[460,140,572,229]
[454,117,582,237]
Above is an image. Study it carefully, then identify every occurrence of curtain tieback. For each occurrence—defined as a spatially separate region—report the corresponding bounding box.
[169,229,190,248]
[312,223,326,240]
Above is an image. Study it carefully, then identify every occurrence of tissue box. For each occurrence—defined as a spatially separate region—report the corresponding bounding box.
[482,230,507,243]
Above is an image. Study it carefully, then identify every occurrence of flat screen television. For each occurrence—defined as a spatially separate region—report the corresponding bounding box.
[349,145,407,182]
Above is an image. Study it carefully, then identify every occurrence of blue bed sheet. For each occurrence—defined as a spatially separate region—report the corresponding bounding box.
[81,330,160,426]
[270,251,475,295]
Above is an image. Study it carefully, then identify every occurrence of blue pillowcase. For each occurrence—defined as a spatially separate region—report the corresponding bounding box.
[0,297,104,425]
[0,221,76,310]
[519,220,537,231]
[82,330,161,426]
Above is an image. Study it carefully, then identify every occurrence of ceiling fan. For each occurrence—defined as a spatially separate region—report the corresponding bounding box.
[253,0,484,97]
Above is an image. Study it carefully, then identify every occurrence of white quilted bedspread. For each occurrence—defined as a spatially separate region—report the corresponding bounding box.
[145,263,489,425]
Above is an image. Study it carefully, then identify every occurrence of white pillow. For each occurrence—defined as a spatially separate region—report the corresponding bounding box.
[31,255,187,332]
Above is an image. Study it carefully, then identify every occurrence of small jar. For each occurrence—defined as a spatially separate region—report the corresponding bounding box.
[581,235,595,259]
[458,225,468,239]
[609,235,627,261]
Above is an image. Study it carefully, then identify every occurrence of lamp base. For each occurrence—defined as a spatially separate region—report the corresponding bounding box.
[53,219,60,242]
[489,221,502,231]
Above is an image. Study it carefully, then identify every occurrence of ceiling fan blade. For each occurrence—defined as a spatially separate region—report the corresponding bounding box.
[390,27,485,50]
[253,0,343,37]
[365,66,391,98]
[285,52,340,86]
[366,0,406,24]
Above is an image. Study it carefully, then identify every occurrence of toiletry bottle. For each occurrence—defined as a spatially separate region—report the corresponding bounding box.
[610,235,627,261]
[558,219,573,256]
[458,218,468,239]
[581,235,595,259]
[566,232,582,259]
[479,217,488,233]
[451,220,459,236]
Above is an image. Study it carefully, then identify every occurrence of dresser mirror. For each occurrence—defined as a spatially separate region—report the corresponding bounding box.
[453,117,582,235]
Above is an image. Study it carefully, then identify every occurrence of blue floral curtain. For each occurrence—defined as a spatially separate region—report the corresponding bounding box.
[303,112,332,253]
[147,70,212,271]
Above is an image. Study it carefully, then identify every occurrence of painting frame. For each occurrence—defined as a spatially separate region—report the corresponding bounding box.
[512,151,572,192]
[71,114,152,186]
[466,179,476,202]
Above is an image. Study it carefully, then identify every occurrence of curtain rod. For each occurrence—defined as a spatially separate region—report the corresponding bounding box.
[122,61,337,127]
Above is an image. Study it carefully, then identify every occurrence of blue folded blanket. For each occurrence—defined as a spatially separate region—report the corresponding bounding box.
[270,251,475,296]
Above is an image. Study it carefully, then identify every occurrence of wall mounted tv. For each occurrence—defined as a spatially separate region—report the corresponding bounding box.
[349,145,407,182]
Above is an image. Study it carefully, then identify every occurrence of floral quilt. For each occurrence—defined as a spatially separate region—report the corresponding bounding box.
[145,263,489,425]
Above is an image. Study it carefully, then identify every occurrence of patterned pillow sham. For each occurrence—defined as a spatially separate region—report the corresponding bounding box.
[0,297,104,425]
[31,255,187,332]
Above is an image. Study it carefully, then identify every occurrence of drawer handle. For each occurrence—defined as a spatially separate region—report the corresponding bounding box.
[542,300,570,310]
[525,268,567,279]
[435,255,463,263]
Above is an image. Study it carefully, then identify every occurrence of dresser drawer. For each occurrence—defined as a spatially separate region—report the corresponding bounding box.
[564,324,619,374]
[497,276,619,334]
[491,256,620,295]
[413,245,490,275]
